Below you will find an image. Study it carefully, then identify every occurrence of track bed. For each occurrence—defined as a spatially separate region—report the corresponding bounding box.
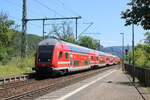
[0,65,120,100]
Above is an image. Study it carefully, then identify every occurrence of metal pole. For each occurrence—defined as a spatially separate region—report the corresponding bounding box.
[76,18,78,40]
[26,16,81,40]
[43,19,45,39]
[123,33,124,71]
[132,23,135,82]
[27,16,81,21]
[120,33,124,71]
[21,0,27,58]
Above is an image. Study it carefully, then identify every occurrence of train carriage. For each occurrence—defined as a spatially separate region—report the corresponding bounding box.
[33,38,120,76]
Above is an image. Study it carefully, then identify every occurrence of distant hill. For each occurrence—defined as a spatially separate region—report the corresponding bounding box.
[9,31,42,56]
[100,46,132,58]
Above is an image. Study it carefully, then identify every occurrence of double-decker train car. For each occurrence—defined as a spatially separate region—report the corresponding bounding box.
[32,38,120,76]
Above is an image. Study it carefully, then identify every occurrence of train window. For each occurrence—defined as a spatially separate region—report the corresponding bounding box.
[65,52,69,59]
[100,60,105,63]
[74,60,80,66]
[110,60,113,62]
[38,45,54,59]
[84,61,89,65]
[58,51,63,59]
[96,57,98,60]
[39,45,54,51]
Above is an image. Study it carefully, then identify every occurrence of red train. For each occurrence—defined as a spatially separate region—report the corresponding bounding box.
[32,38,120,76]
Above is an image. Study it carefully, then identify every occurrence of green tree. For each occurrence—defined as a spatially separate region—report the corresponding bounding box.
[0,12,15,62]
[121,0,150,30]
[127,43,150,68]
[78,36,99,50]
[50,22,76,44]
[144,32,150,45]
[0,12,14,47]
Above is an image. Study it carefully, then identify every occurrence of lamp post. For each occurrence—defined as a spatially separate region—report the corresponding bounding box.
[120,33,125,71]
[132,23,135,83]
[132,3,135,83]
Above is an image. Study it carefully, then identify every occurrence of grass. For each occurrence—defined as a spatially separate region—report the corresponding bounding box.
[0,56,34,77]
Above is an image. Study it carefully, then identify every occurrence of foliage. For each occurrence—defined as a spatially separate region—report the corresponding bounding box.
[0,12,40,75]
[78,36,99,50]
[121,0,150,30]
[126,32,150,68]
[50,22,76,44]
[144,32,150,45]
[0,12,42,64]
[0,12,15,63]
[0,56,34,77]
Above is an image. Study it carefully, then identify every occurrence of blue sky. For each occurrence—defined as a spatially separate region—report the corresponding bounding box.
[0,0,148,47]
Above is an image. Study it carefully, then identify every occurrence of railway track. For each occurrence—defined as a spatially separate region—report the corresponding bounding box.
[1,65,120,100]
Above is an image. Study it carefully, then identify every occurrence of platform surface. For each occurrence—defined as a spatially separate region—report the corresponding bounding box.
[36,68,150,100]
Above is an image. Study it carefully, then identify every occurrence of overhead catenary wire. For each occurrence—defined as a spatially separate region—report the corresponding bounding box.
[55,0,91,27]
[56,0,64,6]
[78,22,94,38]
[5,0,22,9]
[33,0,64,17]
[54,0,92,35]
[54,0,81,16]
[5,0,42,18]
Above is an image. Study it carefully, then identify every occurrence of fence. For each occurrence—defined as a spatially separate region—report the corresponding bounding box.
[0,72,35,85]
[124,64,150,87]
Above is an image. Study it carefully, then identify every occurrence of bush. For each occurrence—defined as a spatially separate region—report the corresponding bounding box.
[127,44,150,68]
[0,56,34,76]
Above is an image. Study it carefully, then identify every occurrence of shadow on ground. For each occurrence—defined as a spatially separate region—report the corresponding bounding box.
[107,81,139,86]
[116,81,139,86]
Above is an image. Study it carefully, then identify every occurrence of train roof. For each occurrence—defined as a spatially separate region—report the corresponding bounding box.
[38,38,60,45]
[38,38,96,54]
[38,38,118,57]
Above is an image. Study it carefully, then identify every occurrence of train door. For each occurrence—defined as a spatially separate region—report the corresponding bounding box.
[70,52,73,68]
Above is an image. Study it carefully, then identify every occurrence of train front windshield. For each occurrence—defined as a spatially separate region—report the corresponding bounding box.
[38,45,54,61]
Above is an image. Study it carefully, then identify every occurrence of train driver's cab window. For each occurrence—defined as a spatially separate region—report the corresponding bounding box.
[65,52,69,59]
[58,51,63,59]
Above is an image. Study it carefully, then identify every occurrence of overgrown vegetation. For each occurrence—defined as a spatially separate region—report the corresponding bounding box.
[0,56,34,76]
[0,12,42,76]
[127,32,150,68]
